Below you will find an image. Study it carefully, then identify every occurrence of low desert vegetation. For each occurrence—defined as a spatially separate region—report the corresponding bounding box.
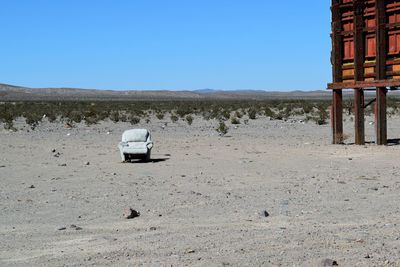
[2,98,400,133]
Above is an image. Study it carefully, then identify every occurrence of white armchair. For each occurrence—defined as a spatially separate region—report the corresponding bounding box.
[118,129,153,162]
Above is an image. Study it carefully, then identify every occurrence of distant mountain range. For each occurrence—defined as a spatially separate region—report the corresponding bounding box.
[0,83,334,101]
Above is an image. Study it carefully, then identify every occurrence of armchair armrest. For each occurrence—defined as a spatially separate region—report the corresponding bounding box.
[119,141,129,147]
[146,142,153,149]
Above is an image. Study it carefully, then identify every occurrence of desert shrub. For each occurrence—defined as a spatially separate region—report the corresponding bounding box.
[119,113,128,122]
[25,113,42,129]
[231,117,240,124]
[216,121,229,136]
[176,107,191,118]
[273,111,284,120]
[343,100,353,115]
[235,110,243,118]
[2,115,15,130]
[68,110,83,123]
[0,104,16,129]
[264,107,275,118]
[99,110,110,121]
[221,110,231,120]
[156,112,164,120]
[314,105,328,125]
[248,108,257,120]
[84,109,100,125]
[185,115,193,125]
[170,114,179,123]
[202,111,212,120]
[129,115,140,125]
[46,113,57,122]
[110,111,120,123]
[84,116,99,125]
[302,102,313,114]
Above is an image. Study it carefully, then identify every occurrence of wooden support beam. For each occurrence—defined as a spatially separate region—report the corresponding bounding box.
[354,89,365,145]
[375,87,387,145]
[331,0,343,83]
[331,0,343,145]
[375,1,387,145]
[332,89,343,144]
[328,80,400,90]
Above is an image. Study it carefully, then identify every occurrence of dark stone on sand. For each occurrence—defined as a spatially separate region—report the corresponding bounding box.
[124,208,140,219]
[320,258,338,266]
[70,224,83,230]
[262,210,269,217]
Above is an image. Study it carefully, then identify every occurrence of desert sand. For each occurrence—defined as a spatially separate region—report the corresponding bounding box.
[1,115,400,266]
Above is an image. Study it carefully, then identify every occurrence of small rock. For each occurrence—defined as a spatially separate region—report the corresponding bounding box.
[365,254,371,259]
[51,149,56,153]
[149,226,157,231]
[59,163,67,167]
[123,208,140,219]
[262,210,270,217]
[320,258,338,266]
[185,249,195,254]
[348,158,353,161]
[57,226,67,231]
[84,161,90,166]
[0,165,5,168]
[28,185,35,189]
[70,224,83,230]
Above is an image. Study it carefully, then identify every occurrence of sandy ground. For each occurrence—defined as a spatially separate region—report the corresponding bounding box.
[1,115,400,267]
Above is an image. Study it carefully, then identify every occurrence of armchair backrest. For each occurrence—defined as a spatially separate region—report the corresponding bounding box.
[122,129,149,143]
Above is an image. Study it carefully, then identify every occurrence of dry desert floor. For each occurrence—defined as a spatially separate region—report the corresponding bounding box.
[1,116,400,266]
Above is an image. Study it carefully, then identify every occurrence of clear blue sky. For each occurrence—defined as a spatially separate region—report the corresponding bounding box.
[1,1,331,91]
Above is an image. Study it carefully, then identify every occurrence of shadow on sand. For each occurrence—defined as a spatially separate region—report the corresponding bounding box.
[125,157,170,164]
[345,139,400,146]
[387,138,400,146]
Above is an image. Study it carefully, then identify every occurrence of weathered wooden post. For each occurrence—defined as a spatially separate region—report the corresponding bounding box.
[354,89,365,145]
[331,0,344,144]
[375,0,387,145]
[376,87,387,145]
[332,90,343,144]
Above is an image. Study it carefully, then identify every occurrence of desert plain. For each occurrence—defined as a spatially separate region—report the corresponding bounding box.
[1,114,400,267]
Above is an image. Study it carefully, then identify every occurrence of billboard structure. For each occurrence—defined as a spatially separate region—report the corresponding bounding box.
[328,0,400,145]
